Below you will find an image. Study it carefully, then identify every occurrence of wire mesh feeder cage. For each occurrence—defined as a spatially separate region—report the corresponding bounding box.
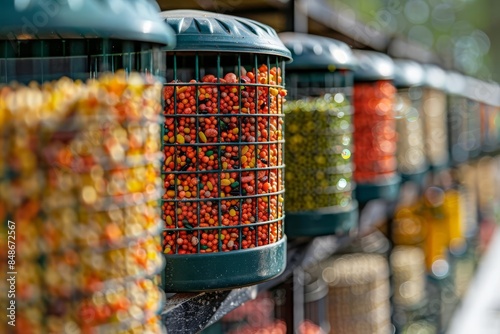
[277,32,358,238]
[393,60,428,186]
[421,64,449,171]
[0,1,174,333]
[446,72,470,166]
[160,10,291,292]
[352,50,400,204]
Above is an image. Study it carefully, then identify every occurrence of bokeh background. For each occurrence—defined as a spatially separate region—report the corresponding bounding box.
[158,0,500,80]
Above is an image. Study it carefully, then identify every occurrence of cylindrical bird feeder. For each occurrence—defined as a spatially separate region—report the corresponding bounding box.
[279,32,358,238]
[160,10,292,291]
[352,50,400,203]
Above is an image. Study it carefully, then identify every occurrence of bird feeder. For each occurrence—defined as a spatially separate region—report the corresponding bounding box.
[393,60,428,185]
[352,50,400,203]
[279,32,358,238]
[421,64,449,170]
[0,1,174,333]
[160,10,291,291]
[446,72,469,165]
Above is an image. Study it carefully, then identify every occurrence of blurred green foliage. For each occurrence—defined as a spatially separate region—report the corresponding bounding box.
[330,0,494,79]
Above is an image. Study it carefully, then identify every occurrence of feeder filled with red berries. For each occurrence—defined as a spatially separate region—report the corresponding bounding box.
[160,10,291,291]
[0,1,174,333]
[393,59,428,185]
[278,32,358,238]
[352,50,400,203]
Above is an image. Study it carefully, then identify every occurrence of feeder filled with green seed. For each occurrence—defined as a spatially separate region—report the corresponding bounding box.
[278,32,357,238]
[160,10,292,291]
[421,64,449,171]
[352,50,401,204]
[393,60,428,186]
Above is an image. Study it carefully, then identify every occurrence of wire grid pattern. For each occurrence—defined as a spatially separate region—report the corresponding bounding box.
[161,52,286,255]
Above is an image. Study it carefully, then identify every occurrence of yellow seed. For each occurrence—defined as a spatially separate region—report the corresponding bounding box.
[207,181,213,191]
[167,190,175,198]
[241,156,247,164]
[199,131,207,143]
[221,192,225,198]
[169,137,175,143]
[166,215,173,225]
[231,88,238,93]
[232,106,239,110]
[223,162,228,169]
[220,234,225,240]
[176,134,185,144]
[229,209,236,217]
[262,197,268,203]
[184,128,190,134]
[232,128,239,134]
[177,86,187,94]
[165,156,172,166]
[270,88,279,96]
[242,146,249,155]
[185,191,191,198]
[164,248,171,254]
[221,179,231,186]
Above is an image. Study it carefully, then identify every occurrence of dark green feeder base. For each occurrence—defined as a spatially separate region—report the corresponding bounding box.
[355,175,401,204]
[162,236,287,292]
[428,162,449,173]
[285,202,358,238]
[401,168,428,186]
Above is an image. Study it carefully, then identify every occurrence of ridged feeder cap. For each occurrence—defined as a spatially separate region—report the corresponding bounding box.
[393,59,424,88]
[279,32,355,70]
[0,0,176,47]
[160,9,292,60]
[422,64,447,90]
[352,50,394,81]
[445,71,466,96]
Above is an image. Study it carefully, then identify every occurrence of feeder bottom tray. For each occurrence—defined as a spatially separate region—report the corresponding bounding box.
[428,162,449,173]
[401,168,429,186]
[285,202,358,238]
[162,236,287,292]
[355,175,401,204]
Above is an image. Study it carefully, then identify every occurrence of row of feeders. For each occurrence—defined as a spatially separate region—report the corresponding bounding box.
[2,3,494,296]
[159,10,500,291]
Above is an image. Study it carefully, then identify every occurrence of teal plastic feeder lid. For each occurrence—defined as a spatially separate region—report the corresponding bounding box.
[445,71,466,96]
[393,59,424,88]
[0,0,176,46]
[464,76,496,105]
[160,9,291,59]
[423,64,447,90]
[352,50,394,81]
[278,32,355,71]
